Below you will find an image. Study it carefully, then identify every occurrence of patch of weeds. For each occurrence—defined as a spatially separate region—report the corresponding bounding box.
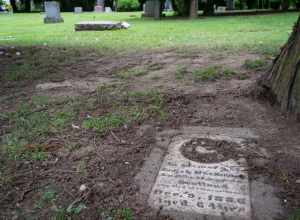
[67,202,87,215]
[3,103,51,160]
[52,110,75,129]
[244,59,267,70]
[175,65,187,80]
[42,189,56,202]
[192,66,220,82]
[31,95,50,107]
[116,68,148,79]
[148,63,163,71]
[82,113,127,134]
[239,74,250,80]
[96,84,118,106]
[126,90,167,121]
[150,75,162,80]
[2,63,39,81]
[84,89,167,134]
[52,208,68,220]
[98,208,134,220]
[1,100,77,160]
[288,209,300,220]
[222,68,237,78]
[35,188,57,209]
[76,160,87,176]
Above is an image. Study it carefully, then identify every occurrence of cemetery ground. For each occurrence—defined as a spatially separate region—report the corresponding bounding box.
[0,12,300,220]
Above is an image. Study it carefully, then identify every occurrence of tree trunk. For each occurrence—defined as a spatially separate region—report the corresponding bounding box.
[24,0,31,12]
[203,0,214,16]
[10,0,18,12]
[260,16,300,115]
[190,0,198,18]
[281,0,289,10]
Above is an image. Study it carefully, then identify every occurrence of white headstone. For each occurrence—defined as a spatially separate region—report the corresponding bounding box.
[74,7,83,13]
[105,7,112,13]
[44,1,63,23]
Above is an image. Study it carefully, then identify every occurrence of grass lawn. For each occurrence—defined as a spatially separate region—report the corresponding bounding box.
[0,12,299,53]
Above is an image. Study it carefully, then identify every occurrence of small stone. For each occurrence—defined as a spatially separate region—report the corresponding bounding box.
[124,161,130,165]
[79,184,87,192]
[296,179,300,184]
[16,52,21,56]
[72,124,80,129]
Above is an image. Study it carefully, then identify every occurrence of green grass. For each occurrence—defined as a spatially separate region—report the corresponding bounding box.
[98,208,134,220]
[83,89,167,134]
[192,65,240,81]
[82,113,127,134]
[192,65,221,81]
[244,58,268,69]
[175,65,187,79]
[223,68,237,78]
[1,97,78,160]
[0,12,298,53]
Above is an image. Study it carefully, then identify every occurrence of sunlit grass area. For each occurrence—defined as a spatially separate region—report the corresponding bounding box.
[0,12,298,53]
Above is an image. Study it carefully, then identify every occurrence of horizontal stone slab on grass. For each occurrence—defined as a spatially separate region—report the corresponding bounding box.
[74,21,130,31]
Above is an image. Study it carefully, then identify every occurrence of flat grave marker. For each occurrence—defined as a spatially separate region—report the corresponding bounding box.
[149,138,251,219]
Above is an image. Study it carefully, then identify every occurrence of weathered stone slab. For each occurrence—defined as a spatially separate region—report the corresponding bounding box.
[75,21,130,31]
[44,1,63,23]
[142,0,161,19]
[148,137,251,220]
[136,126,284,220]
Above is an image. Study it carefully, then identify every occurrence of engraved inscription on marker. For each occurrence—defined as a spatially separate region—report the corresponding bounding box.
[148,138,251,219]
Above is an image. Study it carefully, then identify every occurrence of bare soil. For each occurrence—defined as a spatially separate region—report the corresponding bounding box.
[0,46,299,220]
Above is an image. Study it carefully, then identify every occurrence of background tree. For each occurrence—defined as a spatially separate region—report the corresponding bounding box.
[281,0,290,10]
[260,16,300,115]
[190,0,198,18]
[203,0,214,15]
[9,0,18,12]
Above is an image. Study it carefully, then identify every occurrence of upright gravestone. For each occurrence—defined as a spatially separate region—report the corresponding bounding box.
[74,7,83,13]
[94,0,104,12]
[226,0,235,10]
[143,0,161,19]
[44,1,64,23]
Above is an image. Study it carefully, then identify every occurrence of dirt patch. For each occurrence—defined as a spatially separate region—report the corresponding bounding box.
[181,138,245,163]
[0,46,299,220]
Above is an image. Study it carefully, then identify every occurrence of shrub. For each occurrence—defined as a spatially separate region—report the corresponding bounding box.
[117,0,140,12]
[173,0,190,16]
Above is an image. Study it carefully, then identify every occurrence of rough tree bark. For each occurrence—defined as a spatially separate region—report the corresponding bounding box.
[190,0,198,18]
[260,16,300,115]
[281,0,289,11]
